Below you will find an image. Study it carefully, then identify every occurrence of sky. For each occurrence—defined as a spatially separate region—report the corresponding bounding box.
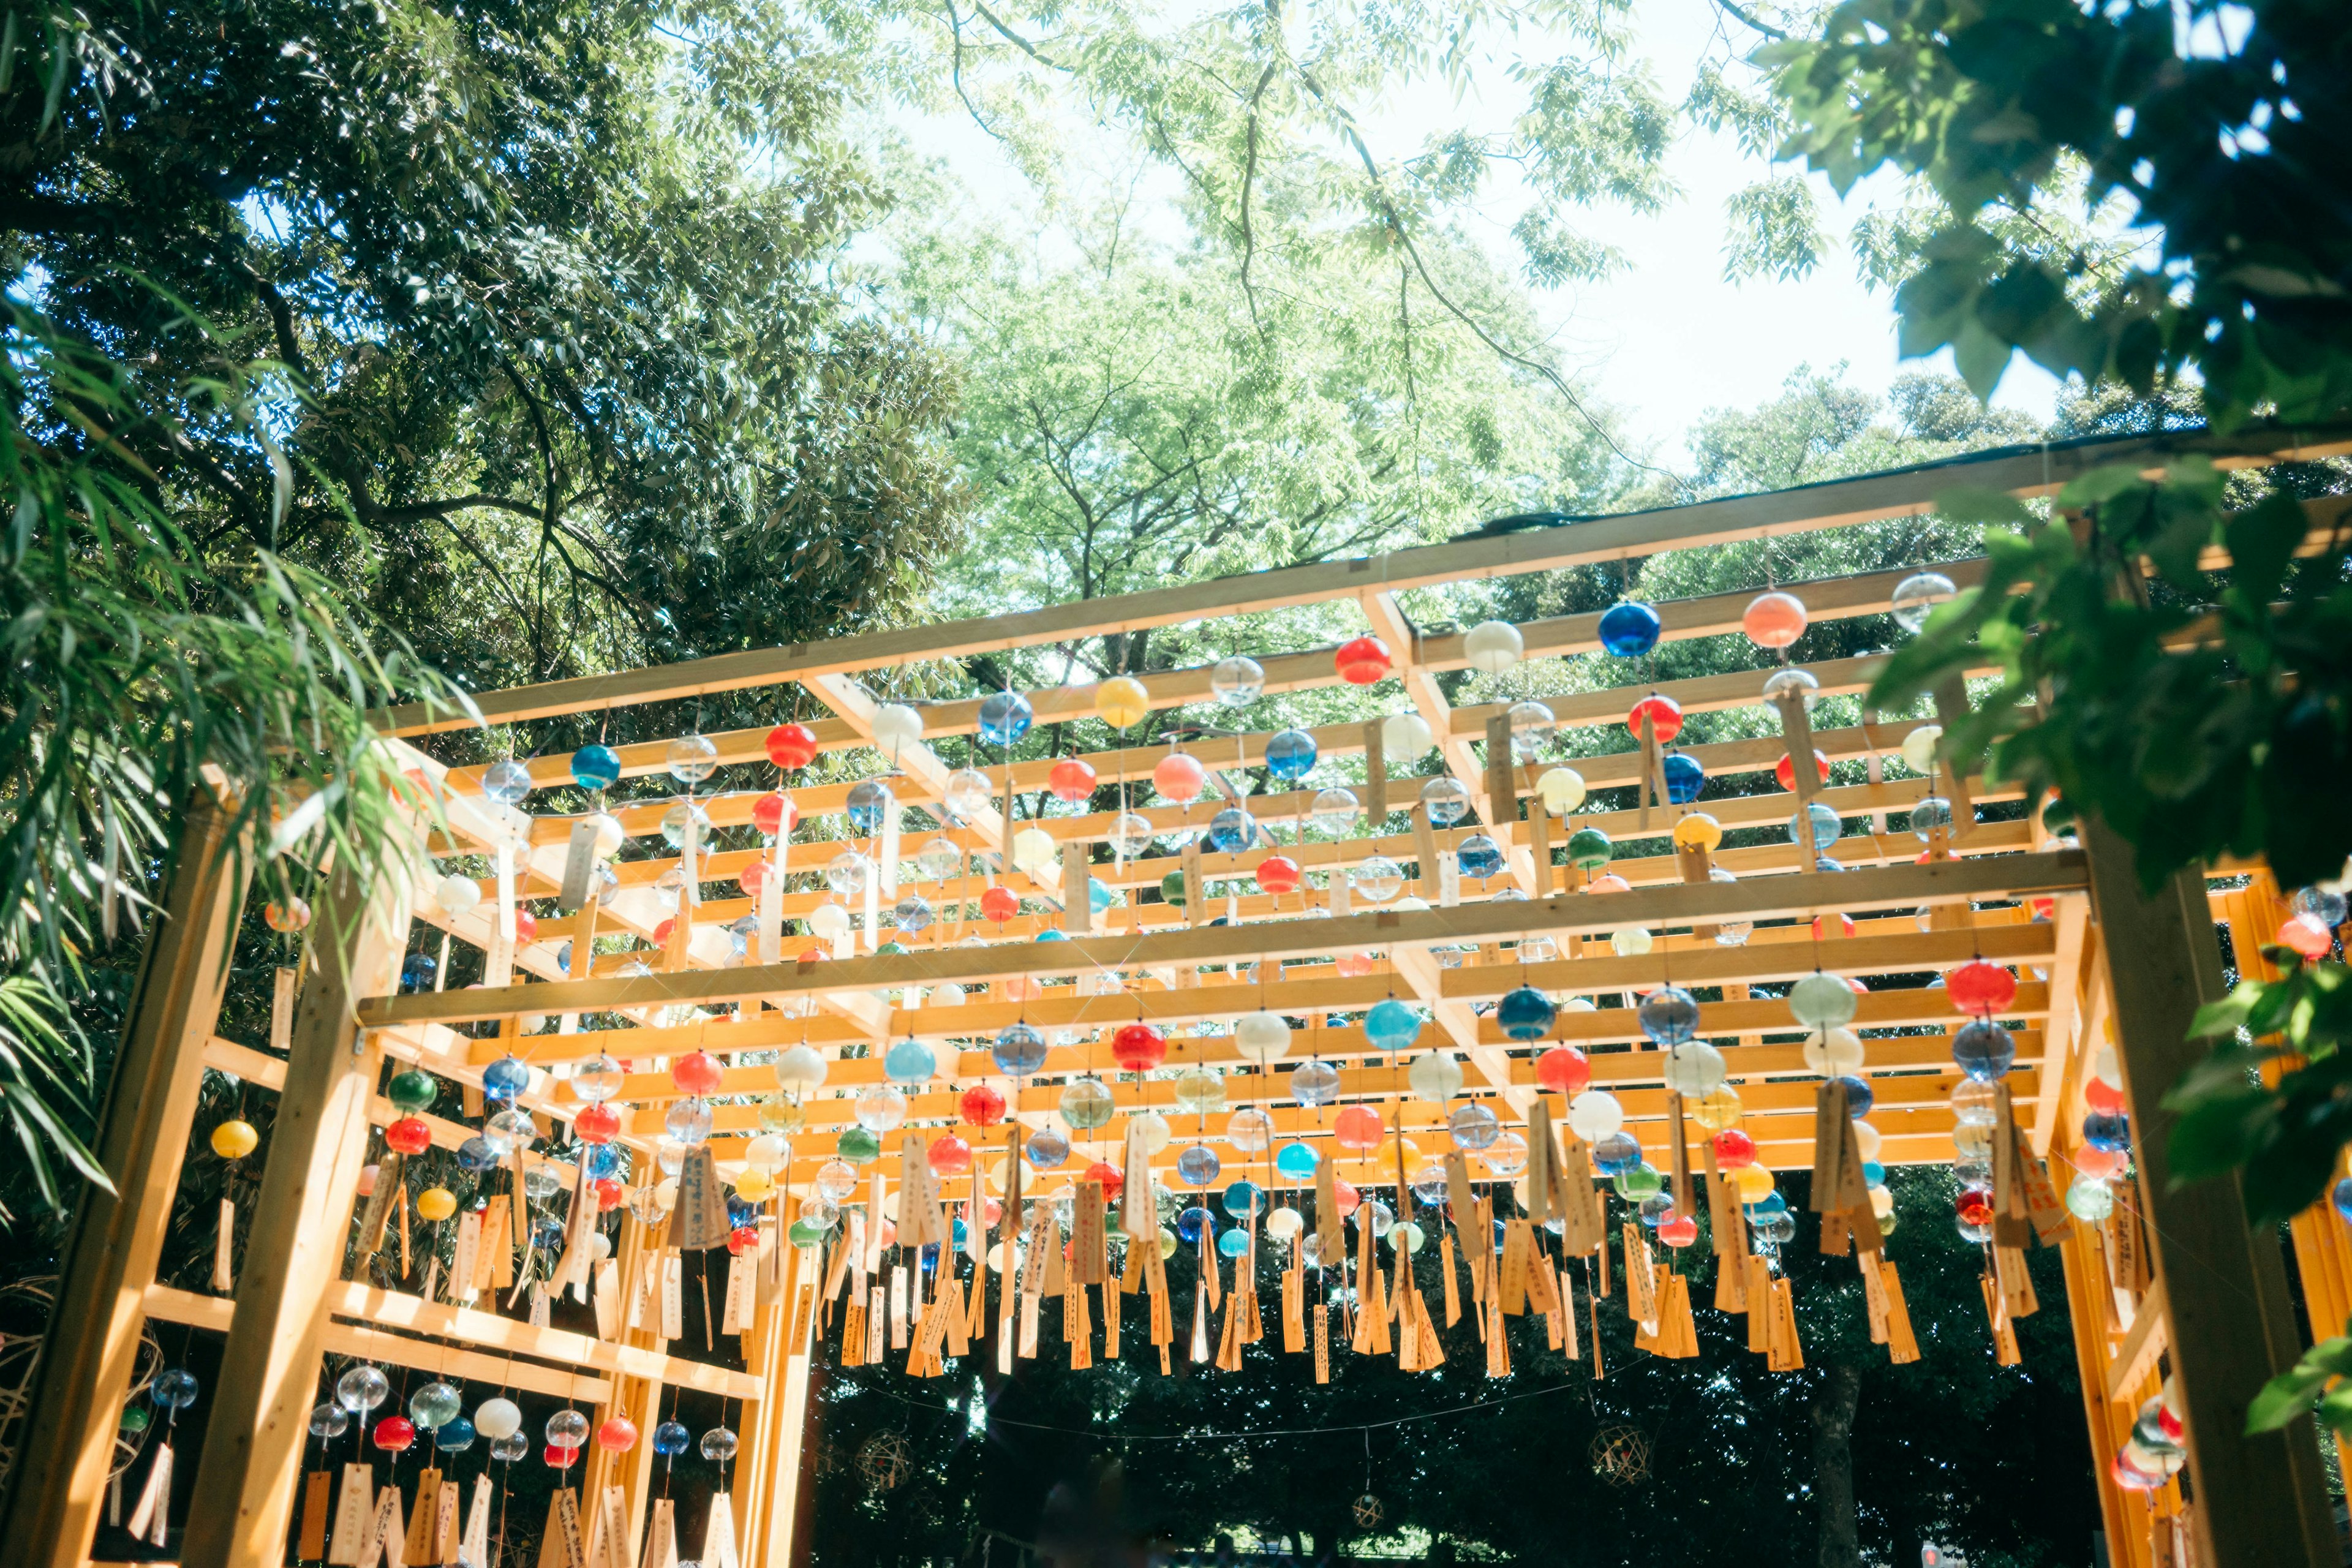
[883,0,2067,463]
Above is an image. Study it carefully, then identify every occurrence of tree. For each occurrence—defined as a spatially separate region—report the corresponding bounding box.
[825,0,1837,466]
[6,0,963,697]
[1761,0,2352,1444]
[0,288,464,1214]
[893,194,1630,691]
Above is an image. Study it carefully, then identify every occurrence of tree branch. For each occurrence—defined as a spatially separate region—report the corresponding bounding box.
[1709,0,1790,40]
[1294,65,1678,487]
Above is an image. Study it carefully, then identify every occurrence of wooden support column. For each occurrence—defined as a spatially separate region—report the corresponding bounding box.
[180,848,414,1568]
[2079,818,2335,1568]
[739,1238,816,1567]
[0,798,249,1568]
[2052,1185,2156,1568]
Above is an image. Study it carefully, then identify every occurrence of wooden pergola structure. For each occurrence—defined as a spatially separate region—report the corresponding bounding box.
[7,422,2351,1568]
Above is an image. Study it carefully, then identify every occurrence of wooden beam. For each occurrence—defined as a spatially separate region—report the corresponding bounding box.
[180,851,413,1568]
[437,557,2003,799]
[362,850,2089,1027]
[2029,893,2090,1158]
[376,424,2352,735]
[141,1286,614,1406]
[2079,817,2335,1567]
[0,798,249,1568]
[2105,1280,2171,1406]
[331,1281,761,1400]
[804,671,1003,850]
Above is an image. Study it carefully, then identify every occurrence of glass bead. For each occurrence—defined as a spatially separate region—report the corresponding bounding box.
[1310,787,1361,836]
[1762,666,1820,707]
[659,802,712,851]
[1420,776,1471,827]
[1891,570,1957,633]
[483,1109,537,1157]
[1496,985,1557,1042]
[1456,834,1504,880]
[571,1056,624,1104]
[1567,826,1611,870]
[1171,1068,1226,1115]
[1408,1050,1463,1102]
[665,734,718,786]
[846,779,894,834]
[571,744,622,791]
[2293,885,2348,928]
[1210,655,1265,706]
[1364,999,1423,1052]
[1060,1076,1116,1129]
[1207,807,1257,853]
[483,759,533,805]
[1228,1107,1276,1152]
[1507,701,1556,758]
[664,1098,714,1145]
[883,1039,935,1085]
[854,1086,907,1134]
[943,769,995,824]
[1788,972,1858,1028]
[2067,1174,2114,1221]
[1107,813,1155,858]
[481,1055,530,1102]
[1790,802,1844,856]
[336,1365,390,1414]
[1658,1042,1724,1098]
[1662,753,1705,804]
[2082,1111,2131,1152]
[1266,728,1319,781]
[1589,1131,1640,1176]
[1290,1059,1341,1106]
[409,1381,463,1430]
[824,851,872,899]
[1597,600,1661,657]
[1479,1129,1529,1179]
[993,1023,1048,1076]
[151,1367,200,1410]
[1637,986,1700,1046]
[1351,854,1404,903]
[1952,1019,2016,1081]
[978,691,1033,748]
[1449,1101,1501,1151]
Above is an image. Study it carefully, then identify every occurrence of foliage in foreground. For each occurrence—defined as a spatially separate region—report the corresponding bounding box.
[1872,459,2351,895]
[0,289,466,1213]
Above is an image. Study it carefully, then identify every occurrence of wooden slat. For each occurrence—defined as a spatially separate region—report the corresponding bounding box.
[180,854,413,1568]
[141,1286,614,1407]
[2081,818,2336,1567]
[377,425,2352,734]
[328,1283,761,1401]
[363,850,2088,1027]
[2105,1280,2170,1406]
[0,799,249,1568]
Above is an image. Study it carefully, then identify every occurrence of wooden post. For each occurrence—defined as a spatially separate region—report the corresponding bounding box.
[0,797,249,1568]
[2079,817,2335,1568]
[180,848,414,1568]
